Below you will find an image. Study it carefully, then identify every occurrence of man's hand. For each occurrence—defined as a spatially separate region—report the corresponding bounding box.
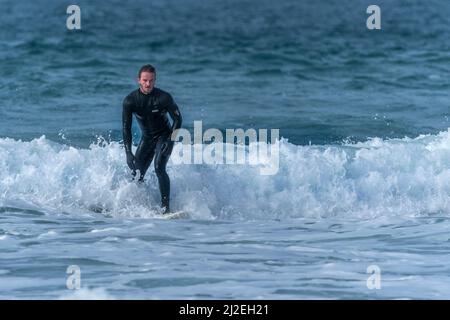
[126,152,136,170]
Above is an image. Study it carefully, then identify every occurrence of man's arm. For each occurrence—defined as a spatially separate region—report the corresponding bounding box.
[122,96,136,171]
[165,94,182,132]
[122,96,134,154]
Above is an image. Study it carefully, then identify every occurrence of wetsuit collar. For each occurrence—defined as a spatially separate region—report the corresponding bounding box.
[139,87,155,95]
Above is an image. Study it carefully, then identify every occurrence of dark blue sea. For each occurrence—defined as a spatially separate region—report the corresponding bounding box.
[1,0,450,299]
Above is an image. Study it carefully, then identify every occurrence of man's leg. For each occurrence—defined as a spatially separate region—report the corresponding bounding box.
[134,138,157,181]
[154,132,174,213]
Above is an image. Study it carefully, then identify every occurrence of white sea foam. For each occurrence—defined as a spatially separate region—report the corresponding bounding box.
[90,227,122,233]
[1,130,450,220]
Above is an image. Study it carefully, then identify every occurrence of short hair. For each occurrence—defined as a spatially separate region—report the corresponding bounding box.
[138,64,156,78]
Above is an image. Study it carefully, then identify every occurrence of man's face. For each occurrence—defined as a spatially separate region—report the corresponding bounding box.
[138,71,155,94]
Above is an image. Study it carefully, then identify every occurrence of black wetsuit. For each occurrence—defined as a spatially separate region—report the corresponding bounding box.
[122,87,182,213]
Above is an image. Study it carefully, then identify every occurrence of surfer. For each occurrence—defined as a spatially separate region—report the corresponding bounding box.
[122,64,182,214]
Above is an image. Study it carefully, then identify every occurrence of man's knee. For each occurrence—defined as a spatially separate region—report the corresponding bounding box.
[155,164,166,177]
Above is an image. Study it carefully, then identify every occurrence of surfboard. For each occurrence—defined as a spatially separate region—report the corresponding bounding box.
[156,211,189,220]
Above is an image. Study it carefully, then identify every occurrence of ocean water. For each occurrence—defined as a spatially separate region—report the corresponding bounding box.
[1,0,450,299]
